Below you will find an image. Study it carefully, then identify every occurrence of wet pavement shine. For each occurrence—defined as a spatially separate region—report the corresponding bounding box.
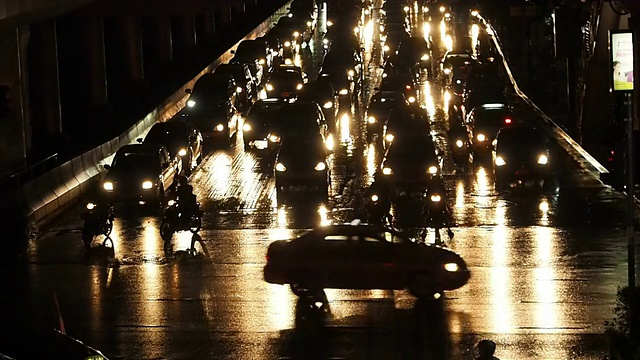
[1,1,639,359]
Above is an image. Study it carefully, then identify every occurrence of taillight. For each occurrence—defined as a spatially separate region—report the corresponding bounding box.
[504,117,512,125]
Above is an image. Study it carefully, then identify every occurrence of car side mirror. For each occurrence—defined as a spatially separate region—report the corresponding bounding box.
[103,164,111,170]
[136,137,143,143]
[185,88,192,94]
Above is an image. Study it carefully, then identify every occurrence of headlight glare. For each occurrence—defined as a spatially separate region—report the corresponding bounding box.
[495,156,506,166]
[275,162,286,172]
[444,262,459,272]
[187,100,196,107]
[142,180,153,189]
[315,162,326,171]
[178,148,187,156]
[537,154,549,165]
[103,182,113,191]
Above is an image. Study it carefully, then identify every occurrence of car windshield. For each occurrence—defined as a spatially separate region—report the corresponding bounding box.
[247,102,283,123]
[215,66,244,82]
[144,126,188,153]
[498,128,547,151]
[113,152,160,172]
[474,108,511,130]
[387,137,436,162]
[271,71,302,83]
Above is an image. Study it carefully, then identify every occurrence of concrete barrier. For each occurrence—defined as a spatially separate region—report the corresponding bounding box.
[20,1,293,236]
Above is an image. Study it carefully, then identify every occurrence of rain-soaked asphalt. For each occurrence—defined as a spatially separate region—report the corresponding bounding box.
[1,2,639,359]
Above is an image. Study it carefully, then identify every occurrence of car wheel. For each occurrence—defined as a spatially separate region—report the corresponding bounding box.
[290,281,320,297]
[160,220,173,241]
[408,274,437,300]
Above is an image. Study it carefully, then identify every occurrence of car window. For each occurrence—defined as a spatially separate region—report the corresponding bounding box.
[324,235,355,241]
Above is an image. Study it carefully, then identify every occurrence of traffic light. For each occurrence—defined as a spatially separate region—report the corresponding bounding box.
[0,85,10,118]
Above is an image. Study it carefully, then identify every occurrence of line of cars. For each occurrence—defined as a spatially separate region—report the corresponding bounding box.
[442,43,555,190]
[261,0,470,304]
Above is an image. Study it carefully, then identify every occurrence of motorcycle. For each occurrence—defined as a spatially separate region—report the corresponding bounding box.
[366,192,392,226]
[159,197,203,241]
[81,201,115,248]
[421,192,453,245]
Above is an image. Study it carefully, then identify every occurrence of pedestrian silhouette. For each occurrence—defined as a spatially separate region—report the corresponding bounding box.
[475,339,500,360]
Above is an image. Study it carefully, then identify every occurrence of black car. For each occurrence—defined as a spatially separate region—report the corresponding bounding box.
[264,67,305,100]
[377,67,417,105]
[270,100,333,151]
[380,131,441,198]
[101,144,181,206]
[232,39,270,81]
[494,124,554,190]
[393,36,433,77]
[465,103,514,154]
[274,132,331,202]
[213,63,256,109]
[185,100,237,147]
[297,75,338,132]
[184,73,238,117]
[141,120,204,176]
[383,103,431,150]
[242,98,286,151]
[366,90,407,142]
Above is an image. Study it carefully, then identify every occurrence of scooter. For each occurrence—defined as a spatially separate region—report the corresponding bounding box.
[81,202,115,248]
[159,198,203,241]
[421,192,454,245]
[366,193,392,226]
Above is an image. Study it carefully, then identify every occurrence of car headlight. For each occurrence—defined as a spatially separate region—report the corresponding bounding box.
[259,58,266,65]
[537,154,549,165]
[296,83,303,90]
[178,148,187,156]
[477,133,486,142]
[325,134,335,151]
[243,123,251,131]
[215,124,225,131]
[266,83,274,91]
[408,96,416,103]
[383,45,390,52]
[284,41,291,47]
[293,31,299,38]
[103,182,113,191]
[444,262,459,272]
[142,180,153,189]
[455,139,464,148]
[275,162,286,172]
[371,194,379,201]
[421,54,429,61]
[187,100,196,107]
[339,89,349,95]
[285,58,293,65]
[86,202,96,210]
[368,116,376,124]
[430,194,441,202]
[315,162,326,171]
[428,165,438,174]
[323,38,329,45]
[269,134,281,142]
[347,69,355,77]
[385,133,394,142]
[495,156,506,166]
[323,101,333,109]
[443,68,451,75]
[167,199,176,206]
[382,167,393,175]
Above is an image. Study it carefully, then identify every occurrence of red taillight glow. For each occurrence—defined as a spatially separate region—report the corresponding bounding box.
[405,85,411,90]
[504,117,512,125]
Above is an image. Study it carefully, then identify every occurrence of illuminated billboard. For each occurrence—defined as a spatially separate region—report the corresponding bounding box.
[610,30,634,92]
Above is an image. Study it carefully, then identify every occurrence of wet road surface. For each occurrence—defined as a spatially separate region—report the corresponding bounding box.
[1,2,638,359]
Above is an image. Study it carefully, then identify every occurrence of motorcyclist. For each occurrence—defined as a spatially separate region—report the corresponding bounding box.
[175,175,198,215]
[475,339,500,360]
[363,175,393,226]
[421,175,454,244]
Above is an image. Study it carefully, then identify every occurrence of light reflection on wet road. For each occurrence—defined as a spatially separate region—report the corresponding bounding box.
[2,1,638,359]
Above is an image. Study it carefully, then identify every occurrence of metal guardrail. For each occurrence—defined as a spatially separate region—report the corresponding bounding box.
[4,153,58,188]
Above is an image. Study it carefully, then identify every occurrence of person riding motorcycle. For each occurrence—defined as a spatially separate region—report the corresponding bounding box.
[363,175,393,226]
[421,175,454,244]
[175,175,198,215]
[475,339,500,360]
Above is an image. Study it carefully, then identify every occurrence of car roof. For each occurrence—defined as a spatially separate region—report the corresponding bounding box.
[302,223,407,238]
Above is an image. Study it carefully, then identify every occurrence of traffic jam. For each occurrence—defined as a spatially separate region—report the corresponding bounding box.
[15,0,624,358]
